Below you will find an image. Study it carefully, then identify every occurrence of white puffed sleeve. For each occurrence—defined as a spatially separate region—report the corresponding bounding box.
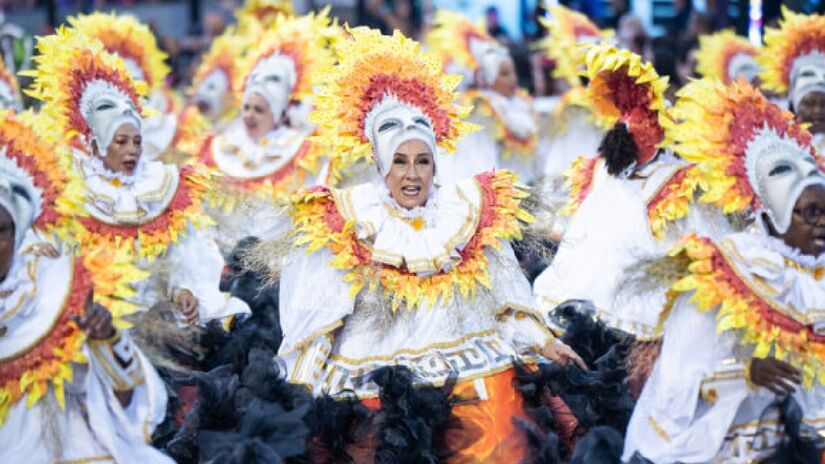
[488,242,555,354]
[165,223,250,322]
[84,331,174,463]
[278,245,356,390]
[622,294,751,463]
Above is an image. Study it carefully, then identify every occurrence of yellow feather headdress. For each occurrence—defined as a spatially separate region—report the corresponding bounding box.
[239,8,339,104]
[670,78,814,214]
[537,4,614,87]
[758,7,825,96]
[581,43,671,165]
[696,30,759,84]
[67,12,169,92]
[425,10,496,73]
[23,26,147,150]
[191,30,249,103]
[310,27,477,170]
[235,0,294,33]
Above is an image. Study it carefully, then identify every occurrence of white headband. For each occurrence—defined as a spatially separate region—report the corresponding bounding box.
[0,149,42,251]
[79,79,142,156]
[727,52,760,84]
[363,94,437,177]
[243,53,297,125]
[468,37,510,88]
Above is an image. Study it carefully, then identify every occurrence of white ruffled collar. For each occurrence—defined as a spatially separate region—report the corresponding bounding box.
[212,118,308,179]
[761,233,825,269]
[77,150,180,225]
[331,179,483,276]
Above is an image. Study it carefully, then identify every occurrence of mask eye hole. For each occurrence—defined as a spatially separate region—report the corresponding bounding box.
[95,102,115,111]
[769,164,793,176]
[413,116,430,128]
[265,75,281,83]
[378,120,400,133]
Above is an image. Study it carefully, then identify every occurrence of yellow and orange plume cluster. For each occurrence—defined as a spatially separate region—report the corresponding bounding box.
[235,0,294,33]
[581,43,671,165]
[425,10,496,73]
[240,8,339,104]
[23,26,147,149]
[696,30,758,84]
[310,27,477,172]
[537,4,613,87]
[758,7,825,96]
[670,78,813,214]
[68,12,169,92]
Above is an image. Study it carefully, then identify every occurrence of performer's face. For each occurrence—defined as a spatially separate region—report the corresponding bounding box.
[0,206,14,282]
[796,91,825,135]
[385,139,434,210]
[242,92,277,140]
[777,184,825,257]
[491,57,517,98]
[101,123,142,176]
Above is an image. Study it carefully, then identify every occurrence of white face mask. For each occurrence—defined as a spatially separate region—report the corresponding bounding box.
[727,53,760,84]
[791,53,825,110]
[243,53,296,124]
[122,57,146,84]
[746,127,825,233]
[468,37,509,88]
[364,95,437,177]
[194,69,230,121]
[0,150,41,252]
[80,80,142,156]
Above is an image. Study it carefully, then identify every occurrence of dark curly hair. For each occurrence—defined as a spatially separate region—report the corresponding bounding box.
[598,122,639,177]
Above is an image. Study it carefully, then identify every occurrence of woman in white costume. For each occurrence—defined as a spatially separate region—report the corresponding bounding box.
[534,4,612,189]
[196,10,334,244]
[265,27,585,462]
[0,110,172,464]
[624,78,825,463]
[532,44,716,344]
[759,8,825,155]
[26,28,248,324]
[426,11,542,184]
[68,12,181,162]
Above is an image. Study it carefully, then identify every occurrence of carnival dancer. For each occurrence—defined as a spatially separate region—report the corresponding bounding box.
[0,109,172,463]
[759,7,825,155]
[695,29,760,85]
[196,10,334,246]
[426,11,541,183]
[257,27,586,461]
[624,77,825,463]
[534,4,613,190]
[188,32,250,133]
[25,27,248,324]
[68,12,181,162]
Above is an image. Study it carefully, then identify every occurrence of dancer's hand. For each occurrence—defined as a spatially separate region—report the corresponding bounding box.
[541,340,588,371]
[75,289,116,340]
[174,289,199,323]
[749,357,801,395]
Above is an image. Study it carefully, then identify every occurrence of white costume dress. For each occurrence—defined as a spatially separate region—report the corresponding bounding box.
[623,232,825,462]
[0,235,172,464]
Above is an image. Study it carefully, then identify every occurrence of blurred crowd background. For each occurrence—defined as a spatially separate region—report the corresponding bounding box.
[2,0,825,101]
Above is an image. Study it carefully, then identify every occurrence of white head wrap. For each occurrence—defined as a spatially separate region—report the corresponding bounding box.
[79,79,142,156]
[790,51,825,110]
[0,150,42,251]
[727,52,760,84]
[243,53,296,124]
[468,37,510,88]
[745,126,825,233]
[194,69,230,121]
[363,94,437,178]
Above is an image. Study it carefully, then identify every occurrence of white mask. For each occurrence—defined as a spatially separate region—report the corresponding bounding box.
[790,52,825,110]
[727,53,760,84]
[0,81,19,111]
[364,94,437,177]
[468,37,509,88]
[0,150,42,251]
[745,126,825,233]
[194,69,230,121]
[243,53,296,124]
[122,57,146,84]
[80,80,142,156]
